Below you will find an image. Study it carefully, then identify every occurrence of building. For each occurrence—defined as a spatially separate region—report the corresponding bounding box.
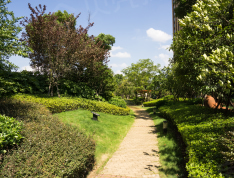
[172,0,181,35]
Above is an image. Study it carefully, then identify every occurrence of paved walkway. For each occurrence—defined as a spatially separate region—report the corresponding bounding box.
[94,106,161,178]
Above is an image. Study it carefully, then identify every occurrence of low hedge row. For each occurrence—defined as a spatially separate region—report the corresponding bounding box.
[159,102,234,177]
[0,115,24,154]
[143,95,202,107]
[143,95,174,107]
[12,94,130,115]
[0,98,95,177]
[108,97,127,108]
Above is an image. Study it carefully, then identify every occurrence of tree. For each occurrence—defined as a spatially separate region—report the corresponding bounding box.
[121,59,160,99]
[170,0,234,110]
[0,0,29,60]
[149,66,171,99]
[115,78,135,99]
[94,33,115,50]
[174,0,197,19]
[65,32,115,100]
[21,4,109,97]
[0,0,31,97]
[114,74,124,86]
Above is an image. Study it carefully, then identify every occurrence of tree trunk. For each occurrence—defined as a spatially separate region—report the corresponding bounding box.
[215,97,222,110]
[48,82,52,96]
[56,82,60,98]
[51,85,54,97]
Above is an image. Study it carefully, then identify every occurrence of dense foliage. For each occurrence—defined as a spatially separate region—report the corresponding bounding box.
[21,4,113,98]
[170,0,234,107]
[0,70,48,97]
[0,115,24,154]
[12,94,130,115]
[174,0,197,19]
[159,101,234,177]
[0,98,95,177]
[108,96,127,108]
[121,59,160,100]
[0,0,29,58]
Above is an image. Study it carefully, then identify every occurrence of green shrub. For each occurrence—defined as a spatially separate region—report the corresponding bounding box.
[0,70,48,98]
[11,94,130,115]
[108,97,127,108]
[59,79,106,102]
[159,102,234,177]
[0,98,95,177]
[143,95,174,107]
[133,96,144,105]
[0,115,24,154]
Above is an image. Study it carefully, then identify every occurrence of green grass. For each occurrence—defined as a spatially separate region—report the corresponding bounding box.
[141,106,188,178]
[54,108,135,171]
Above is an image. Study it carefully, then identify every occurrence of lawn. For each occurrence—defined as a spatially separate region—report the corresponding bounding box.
[54,108,135,172]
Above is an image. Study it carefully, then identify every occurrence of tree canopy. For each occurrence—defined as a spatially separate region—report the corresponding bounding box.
[21,4,110,97]
[170,0,234,108]
[174,0,197,19]
[121,59,160,99]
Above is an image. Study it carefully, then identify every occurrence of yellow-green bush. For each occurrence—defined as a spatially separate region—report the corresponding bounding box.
[12,94,130,115]
[143,95,174,107]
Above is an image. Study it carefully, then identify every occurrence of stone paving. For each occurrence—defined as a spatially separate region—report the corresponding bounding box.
[93,106,161,178]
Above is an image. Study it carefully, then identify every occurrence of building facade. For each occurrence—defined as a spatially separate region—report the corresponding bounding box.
[172,0,181,34]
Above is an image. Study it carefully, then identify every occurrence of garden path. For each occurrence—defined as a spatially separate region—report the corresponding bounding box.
[92,106,161,178]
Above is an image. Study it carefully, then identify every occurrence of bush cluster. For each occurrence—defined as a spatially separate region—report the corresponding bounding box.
[133,96,144,105]
[108,97,127,108]
[12,94,130,115]
[158,101,234,177]
[0,70,48,97]
[0,115,24,154]
[143,95,202,107]
[0,98,95,177]
[143,95,174,107]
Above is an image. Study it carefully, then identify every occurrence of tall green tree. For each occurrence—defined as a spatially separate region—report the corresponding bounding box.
[94,33,115,50]
[170,0,234,109]
[121,59,160,99]
[0,0,29,60]
[0,0,31,97]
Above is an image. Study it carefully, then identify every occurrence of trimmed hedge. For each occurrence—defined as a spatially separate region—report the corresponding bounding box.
[108,97,127,108]
[0,98,95,177]
[12,94,130,115]
[159,102,234,178]
[143,95,202,107]
[143,95,174,107]
[0,115,24,154]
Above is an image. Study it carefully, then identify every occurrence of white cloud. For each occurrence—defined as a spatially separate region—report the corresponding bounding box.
[20,66,34,71]
[111,46,123,51]
[115,70,123,75]
[155,53,171,66]
[110,63,118,67]
[110,63,128,68]
[120,63,128,68]
[146,28,172,43]
[158,45,170,50]
[110,52,131,58]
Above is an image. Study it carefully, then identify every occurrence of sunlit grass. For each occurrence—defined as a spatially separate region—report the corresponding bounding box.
[54,108,135,170]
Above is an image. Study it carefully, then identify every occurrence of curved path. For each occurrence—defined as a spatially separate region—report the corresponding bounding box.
[94,106,161,178]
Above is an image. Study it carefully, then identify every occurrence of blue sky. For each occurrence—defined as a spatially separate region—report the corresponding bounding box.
[7,0,173,74]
